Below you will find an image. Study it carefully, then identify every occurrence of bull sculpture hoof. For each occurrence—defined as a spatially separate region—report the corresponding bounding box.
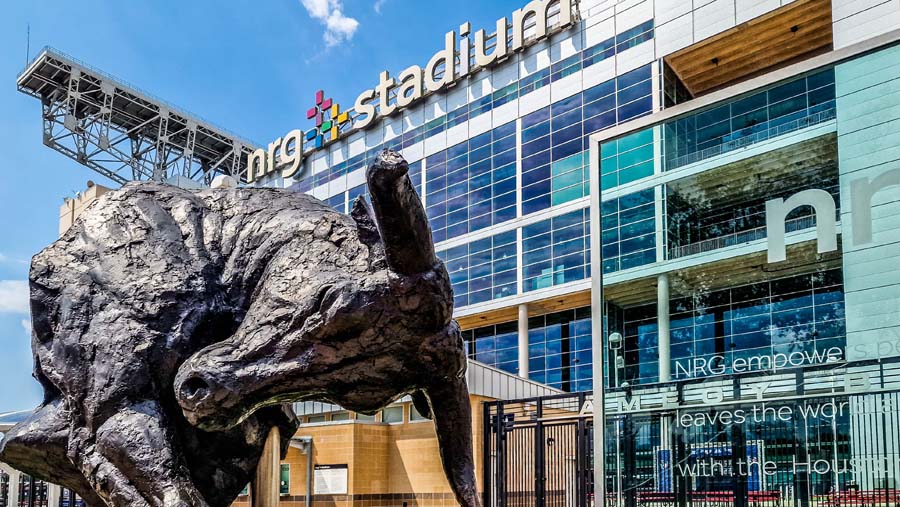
[0,150,480,507]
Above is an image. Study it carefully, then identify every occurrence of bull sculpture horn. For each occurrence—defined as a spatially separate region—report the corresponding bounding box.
[366,150,436,275]
[366,150,480,507]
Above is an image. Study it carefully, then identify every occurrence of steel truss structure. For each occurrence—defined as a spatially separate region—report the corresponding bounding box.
[17,47,257,186]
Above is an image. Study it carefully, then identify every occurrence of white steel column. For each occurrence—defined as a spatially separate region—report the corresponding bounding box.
[518,303,529,379]
[5,466,21,506]
[588,135,607,507]
[48,483,61,506]
[657,272,674,492]
[657,273,671,383]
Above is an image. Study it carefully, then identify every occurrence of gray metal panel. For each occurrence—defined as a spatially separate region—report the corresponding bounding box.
[292,360,563,417]
[466,359,563,400]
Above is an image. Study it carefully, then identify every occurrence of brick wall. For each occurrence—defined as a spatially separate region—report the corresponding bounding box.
[234,396,492,507]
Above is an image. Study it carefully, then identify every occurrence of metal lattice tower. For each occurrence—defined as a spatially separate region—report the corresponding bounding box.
[17,47,258,186]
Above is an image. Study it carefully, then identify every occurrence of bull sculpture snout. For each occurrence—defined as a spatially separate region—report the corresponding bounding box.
[175,150,480,507]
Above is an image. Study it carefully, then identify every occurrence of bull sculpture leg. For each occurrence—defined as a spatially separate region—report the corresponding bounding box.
[82,400,209,507]
[0,373,190,507]
[2,356,208,505]
[0,400,105,506]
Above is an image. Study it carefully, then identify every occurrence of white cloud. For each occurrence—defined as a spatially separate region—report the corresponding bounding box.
[21,318,32,336]
[374,0,387,14]
[0,253,27,265]
[300,0,360,47]
[0,280,29,314]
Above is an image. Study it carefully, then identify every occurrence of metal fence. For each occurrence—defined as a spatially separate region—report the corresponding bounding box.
[484,365,900,507]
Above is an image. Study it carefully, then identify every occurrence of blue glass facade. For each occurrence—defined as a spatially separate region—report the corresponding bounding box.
[467,266,848,392]
[426,122,517,243]
[664,69,836,170]
[422,21,654,142]
[600,189,656,274]
[437,230,517,308]
[599,127,654,190]
[522,208,591,292]
[462,321,519,374]
[326,193,345,212]
[611,269,847,386]
[522,64,654,214]
[527,307,593,392]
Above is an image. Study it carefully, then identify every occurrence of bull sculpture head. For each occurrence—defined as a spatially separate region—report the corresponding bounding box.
[176,150,480,507]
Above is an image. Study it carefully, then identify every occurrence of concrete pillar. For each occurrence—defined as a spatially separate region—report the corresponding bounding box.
[5,467,21,507]
[518,303,529,379]
[252,426,281,507]
[657,273,671,383]
[48,483,61,506]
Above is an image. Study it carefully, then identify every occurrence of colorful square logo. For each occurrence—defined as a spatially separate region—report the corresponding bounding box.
[306,90,351,149]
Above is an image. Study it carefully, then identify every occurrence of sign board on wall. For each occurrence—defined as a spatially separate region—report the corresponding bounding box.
[314,464,348,494]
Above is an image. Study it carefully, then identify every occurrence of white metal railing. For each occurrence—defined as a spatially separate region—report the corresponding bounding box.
[666,108,836,170]
[668,215,817,260]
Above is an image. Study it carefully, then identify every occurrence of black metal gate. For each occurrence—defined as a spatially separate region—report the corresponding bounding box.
[485,392,594,507]
[485,380,900,507]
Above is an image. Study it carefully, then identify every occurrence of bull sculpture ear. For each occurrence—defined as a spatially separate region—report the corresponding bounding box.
[350,197,387,269]
[366,151,436,276]
[350,197,381,247]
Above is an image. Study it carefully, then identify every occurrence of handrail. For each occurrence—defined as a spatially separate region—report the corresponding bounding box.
[666,108,836,170]
[668,215,817,260]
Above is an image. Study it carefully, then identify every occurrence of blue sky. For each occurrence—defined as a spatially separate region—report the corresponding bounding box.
[0,0,525,412]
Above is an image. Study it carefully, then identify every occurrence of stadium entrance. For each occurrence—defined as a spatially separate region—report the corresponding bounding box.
[484,358,900,507]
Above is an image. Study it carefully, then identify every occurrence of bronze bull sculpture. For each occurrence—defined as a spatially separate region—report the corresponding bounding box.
[0,151,479,507]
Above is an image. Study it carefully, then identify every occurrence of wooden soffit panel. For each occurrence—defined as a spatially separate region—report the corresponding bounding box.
[457,289,593,330]
[665,0,833,96]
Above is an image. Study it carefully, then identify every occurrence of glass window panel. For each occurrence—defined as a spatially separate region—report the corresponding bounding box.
[330,411,350,421]
[382,406,404,423]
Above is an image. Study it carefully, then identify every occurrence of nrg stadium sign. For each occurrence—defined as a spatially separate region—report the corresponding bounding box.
[246,0,577,183]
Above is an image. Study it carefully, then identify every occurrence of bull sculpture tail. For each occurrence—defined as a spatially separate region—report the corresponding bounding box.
[425,375,481,507]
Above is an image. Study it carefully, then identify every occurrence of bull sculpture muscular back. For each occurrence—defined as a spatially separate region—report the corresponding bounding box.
[0,151,479,507]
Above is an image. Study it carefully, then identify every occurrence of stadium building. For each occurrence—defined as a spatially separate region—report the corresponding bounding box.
[5,0,900,506]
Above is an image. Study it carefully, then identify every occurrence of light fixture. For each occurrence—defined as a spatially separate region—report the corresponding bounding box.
[608,331,623,350]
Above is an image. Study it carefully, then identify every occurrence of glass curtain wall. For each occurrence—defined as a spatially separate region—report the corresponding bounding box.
[462,321,519,374]
[663,69,836,170]
[527,307,593,391]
